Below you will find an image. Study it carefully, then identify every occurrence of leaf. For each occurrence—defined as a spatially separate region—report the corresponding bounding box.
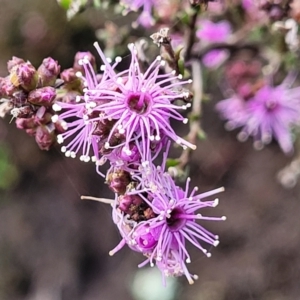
[166,158,180,168]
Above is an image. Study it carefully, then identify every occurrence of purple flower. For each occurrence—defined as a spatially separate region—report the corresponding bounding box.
[216,79,300,153]
[216,95,249,130]
[110,165,225,284]
[196,20,232,43]
[202,49,229,69]
[121,0,156,27]
[85,43,195,160]
[52,49,121,163]
[54,42,194,164]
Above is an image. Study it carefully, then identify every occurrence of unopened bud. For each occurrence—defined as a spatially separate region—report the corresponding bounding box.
[28,86,56,106]
[0,77,18,97]
[15,117,35,130]
[118,194,143,214]
[107,169,131,194]
[11,62,38,91]
[38,57,61,87]
[73,51,96,73]
[35,124,56,150]
[120,143,140,163]
[7,56,25,72]
[60,68,77,83]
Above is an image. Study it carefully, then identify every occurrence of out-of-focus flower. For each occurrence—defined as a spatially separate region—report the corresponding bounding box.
[121,0,156,28]
[216,78,300,153]
[196,20,231,43]
[202,49,229,69]
[196,20,232,69]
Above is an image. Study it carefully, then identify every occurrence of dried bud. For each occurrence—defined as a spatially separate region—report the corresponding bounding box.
[28,86,56,106]
[38,57,61,87]
[10,62,38,91]
[107,169,131,194]
[35,124,56,150]
[11,90,28,105]
[73,51,96,73]
[150,28,171,46]
[15,117,35,130]
[7,56,25,72]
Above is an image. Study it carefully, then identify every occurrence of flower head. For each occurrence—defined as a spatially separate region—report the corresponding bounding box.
[216,78,300,153]
[85,43,195,161]
[54,43,194,165]
[110,163,225,284]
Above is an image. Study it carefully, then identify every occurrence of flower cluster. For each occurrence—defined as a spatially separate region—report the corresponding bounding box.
[52,42,225,283]
[216,77,300,154]
[0,56,61,150]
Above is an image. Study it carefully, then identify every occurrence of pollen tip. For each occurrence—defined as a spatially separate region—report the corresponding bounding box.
[51,115,58,123]
[221,216,227,221]
[214,240,220,247]
[108,251,114,256]
[75,71,82,78]
[115,56,122,63]
[206,252,212,258]
[213,198,219,207]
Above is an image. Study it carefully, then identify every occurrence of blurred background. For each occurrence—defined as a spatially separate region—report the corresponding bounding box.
[0,1,300,300]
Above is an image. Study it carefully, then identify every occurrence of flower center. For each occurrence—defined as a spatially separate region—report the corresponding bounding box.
[126,92,151,114]
[265,99,278,111]
[167,207,186,232]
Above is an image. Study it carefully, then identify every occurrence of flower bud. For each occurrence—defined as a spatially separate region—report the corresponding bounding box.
[107,169,131,194]
[118,194,143,215]
[60,68,77,83]
[35,124,56,150]
[119,143,140,163]
[0,77,18,97]
[28,86,56,106]
[38,57,61,87]
[10,62,38,91]
[7,56,25,72]
[73,51,96,73]
[15,117,35,130]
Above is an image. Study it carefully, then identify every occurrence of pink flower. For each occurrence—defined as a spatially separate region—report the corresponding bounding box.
[216,78,300,153]
[196,20,231,43]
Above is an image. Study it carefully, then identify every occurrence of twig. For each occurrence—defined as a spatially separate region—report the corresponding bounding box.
[178,59,203,170]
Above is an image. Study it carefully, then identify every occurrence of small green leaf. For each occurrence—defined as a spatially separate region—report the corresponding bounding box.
[166,158,179,168]
[197,129,206,140]
[57,0,72,10]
